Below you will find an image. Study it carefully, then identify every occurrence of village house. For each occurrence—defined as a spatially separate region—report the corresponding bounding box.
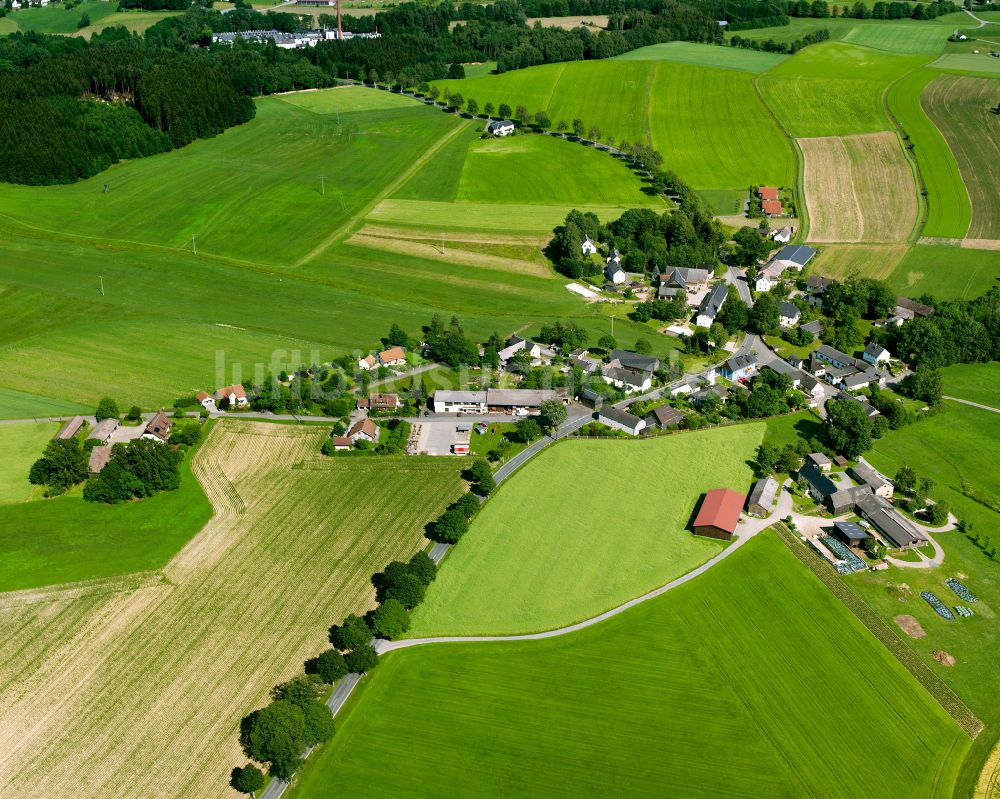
[486,120,515,137]
[378,346,407,367]
[863,342,891,366]
[580,388,604,409]
[850,461,894,499]
[758,186,779,202]
[431,389,567,415]
[330,436,353,451]
[696,283,728,328]
[670,377,701,398]
[892,297,934,324]
[808,452,832,471]
[605,259,627,286]
[805,275,831,307]
[779,302,801,329]
[596,406,646,436]
[89,418,119,445]
[771,226,792,244]
[196,391,217,412]
[770,244,816,272]
[357,393,402,412]
[764,358,801,388]
[602,366,651,394]
[581,235,598,256]
[645,404,685,429]
[721,353,757,382]
[799,373,825,403]
[142,412,173,443]
[762,199,783,216]
[214,385,248,407]
[690,384,730,408]
[746,476,779,517]
[498,336,556,369]
[348,418,379,444]
[800,319,823,338]
[659,267,710,293]
[358,354,378,371]
[754,264,784,293]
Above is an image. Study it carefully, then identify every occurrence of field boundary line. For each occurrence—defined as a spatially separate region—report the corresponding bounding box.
[772,524,983,738]
[881,63,933,243]
[293,118,473,267]
[749,74,808,239]
[0,570,167,609]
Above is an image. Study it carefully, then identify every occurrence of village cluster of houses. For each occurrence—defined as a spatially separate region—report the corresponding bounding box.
[212,28,381,49]
[54,412,175,475]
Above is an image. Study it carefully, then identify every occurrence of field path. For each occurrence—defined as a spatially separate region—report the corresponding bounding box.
[294,118,473,267]
[943,396,1000,415]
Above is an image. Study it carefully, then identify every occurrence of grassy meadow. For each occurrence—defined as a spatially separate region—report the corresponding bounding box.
[887,68,972,239]
[0,422,59,504]
[941,363,1000,407]
[432,59,795,191]
[409,425,763,636]
[860,403,1000,794]
[757,43,927,137]
[292,533,969,799]
[890,245,1000,299]
[0,421,467,799]
[0,421,213,591]
[921,75,1000,240]
[612,40,788,72]
[726,17,958,53]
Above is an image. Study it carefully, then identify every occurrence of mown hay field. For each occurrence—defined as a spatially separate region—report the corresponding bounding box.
[921,75,1000,240]
[800,131,917,242]
[888,68,972,238]
[726,17,955,53]
[292,533,970,798]
[432,59,795,190]
[0,420,465,799]
[758,43,926,137]
[410,425,763,636]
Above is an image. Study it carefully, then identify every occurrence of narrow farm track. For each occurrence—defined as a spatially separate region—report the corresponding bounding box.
[293,118,473,267]
[0,421,465,799]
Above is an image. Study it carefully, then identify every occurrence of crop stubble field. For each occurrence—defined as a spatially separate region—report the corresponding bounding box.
[921,75,1000,241]
[292,533,969,798]
[0,420,465,799]
[800,132,917,242]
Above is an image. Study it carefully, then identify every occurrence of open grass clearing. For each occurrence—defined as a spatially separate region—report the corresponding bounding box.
[526,14,607,29]
[860,403,1000,795]
[888,244,1000,299]
[801,132,918,242]
[758,43,927,137]
[409,424,763,636]
[888,68,972,238]
[0,420,466,799]
[0,385,88,420]
[727,17,956,52]
[71,8,182,35]
[612,41,788,72]
[0,422,59,504]
[292,533,969,799]
[2,0,121,33]
[432,59,794,190]
[922,75,1000,240]
[941,363,1000,408]
[0,423,212,591]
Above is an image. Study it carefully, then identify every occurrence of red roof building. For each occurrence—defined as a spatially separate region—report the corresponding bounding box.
[762,199,783,216]
[692,488,745,541]
[758,186,779,201]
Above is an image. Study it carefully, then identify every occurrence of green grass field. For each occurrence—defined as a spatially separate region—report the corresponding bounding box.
[861,402,1000,794]
[930,53,1000,75]
[3,0,120,33]
[0,422,212,591]
[888,68,972,238]
[758,43,927,137]
[941,363,1000,408]
[432,60,795,191]
[0,422,59,504]
[0,87,632,408]
[292,533,969,799]
[889,244,1000,299]
[612,40,788,72]
[409,425,763,635]
[921,75,1000,240]
[726,17,960,53]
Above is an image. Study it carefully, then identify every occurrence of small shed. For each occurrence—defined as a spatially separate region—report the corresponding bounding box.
[746,476,779,517]
[832,521,871,549]
[808,452,832,472]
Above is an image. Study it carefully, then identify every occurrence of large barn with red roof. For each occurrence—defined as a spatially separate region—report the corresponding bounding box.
[692,488,745,541]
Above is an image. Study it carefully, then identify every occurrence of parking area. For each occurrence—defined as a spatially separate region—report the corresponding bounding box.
[415,420,471,456]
